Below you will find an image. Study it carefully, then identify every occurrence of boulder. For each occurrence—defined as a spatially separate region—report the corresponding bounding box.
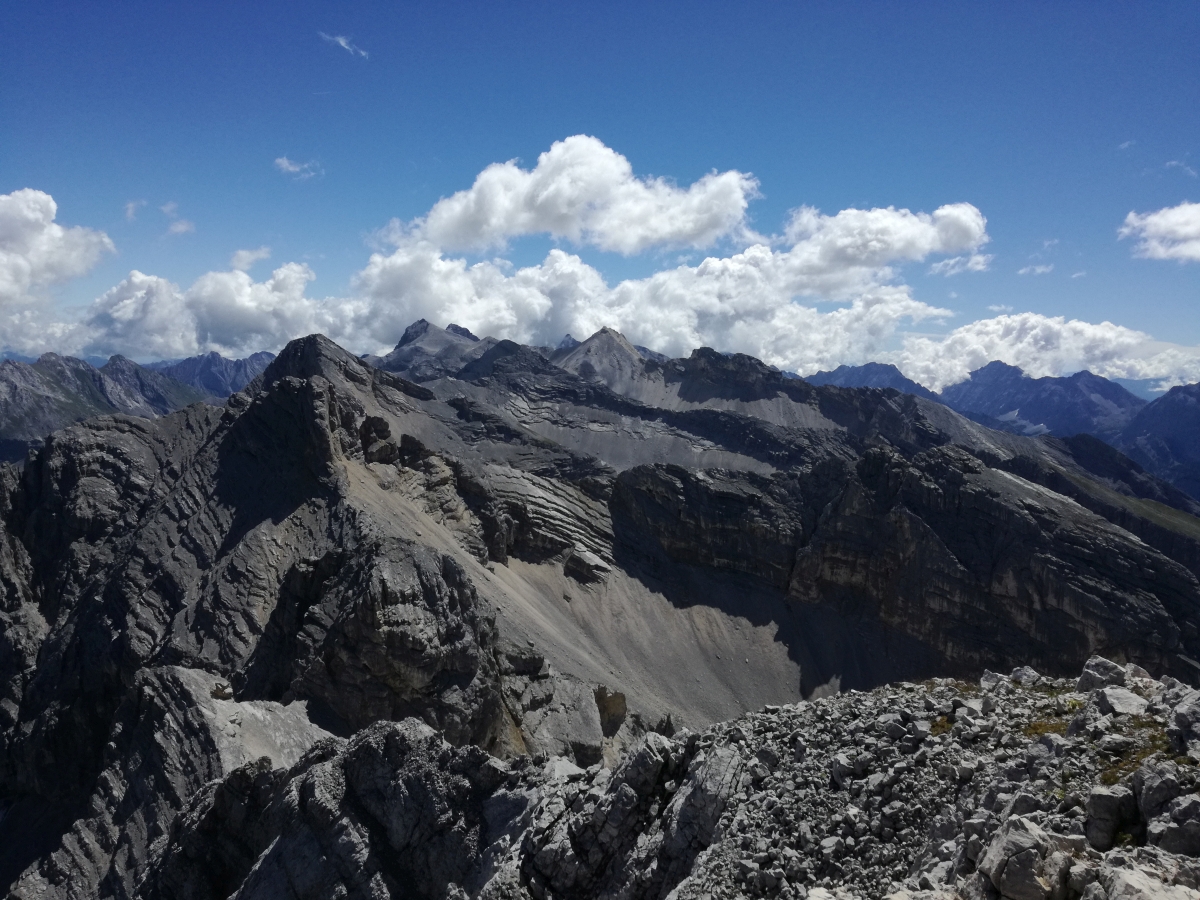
[1149,794,1200,857]
[1135,760,1182,821]
[979,816,1051,898]
[1078,656,1129,693]
[1101,866,1200,900]
[1098,687,1150,717]
[1085,785,1138,851]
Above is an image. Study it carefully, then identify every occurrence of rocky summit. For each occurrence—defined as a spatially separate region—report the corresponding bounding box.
[5,325,1200,899]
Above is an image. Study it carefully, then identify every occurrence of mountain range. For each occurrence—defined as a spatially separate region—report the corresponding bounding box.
[144,350,275,398]
[0,350,275,462]
[3,334,1199,508]
[6,322,1200,896]
[803,358,1200,501]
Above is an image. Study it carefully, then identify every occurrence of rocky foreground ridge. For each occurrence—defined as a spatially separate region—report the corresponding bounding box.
[5,327,1200,897]
[19,655,1200,900]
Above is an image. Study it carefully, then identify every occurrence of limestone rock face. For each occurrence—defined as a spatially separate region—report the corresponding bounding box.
[7,666,332,900]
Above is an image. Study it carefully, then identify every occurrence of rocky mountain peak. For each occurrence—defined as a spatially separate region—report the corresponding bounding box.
[446,323,480,341]
[261,332,374,388]
[554,326,647,392]
[397,317,434,345]
[372,319,497,381]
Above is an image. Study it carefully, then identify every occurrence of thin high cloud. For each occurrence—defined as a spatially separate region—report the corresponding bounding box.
[319,32,368,59]
[7,139,1200,392]
[160,201,194,235]
[929,253,992,276]
[124,200,145,221]
[1018,264,1053,275]
[275,156,322,180]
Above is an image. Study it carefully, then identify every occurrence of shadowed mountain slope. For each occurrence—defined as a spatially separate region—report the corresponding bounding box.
[804,361,940,401]
[1115,383,1200,500]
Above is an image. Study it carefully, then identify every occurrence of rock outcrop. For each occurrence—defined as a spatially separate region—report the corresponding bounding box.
[83,658,1200,899]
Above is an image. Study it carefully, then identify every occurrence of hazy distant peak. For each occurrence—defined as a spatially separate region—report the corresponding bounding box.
[397,319,435,347]
[804,362,939,401]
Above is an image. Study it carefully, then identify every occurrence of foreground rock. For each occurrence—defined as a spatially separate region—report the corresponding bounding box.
[102,656,1200,899]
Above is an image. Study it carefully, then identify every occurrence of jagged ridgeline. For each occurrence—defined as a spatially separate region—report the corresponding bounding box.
[4,325,1200,898]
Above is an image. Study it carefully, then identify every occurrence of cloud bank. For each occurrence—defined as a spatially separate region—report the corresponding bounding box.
[3,141,1200,393]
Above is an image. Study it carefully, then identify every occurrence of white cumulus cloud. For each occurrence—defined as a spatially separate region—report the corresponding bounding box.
[230,246,271,271]
[17,139,1200,396]
[396,134,762,255]
[82,263,344,359]
[1120,201,1200,262]
[354,195,990,370]
[0,188,114,309]
[888,312,1200,391]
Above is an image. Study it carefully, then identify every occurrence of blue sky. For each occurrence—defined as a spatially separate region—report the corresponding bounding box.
[2,1,1198,389]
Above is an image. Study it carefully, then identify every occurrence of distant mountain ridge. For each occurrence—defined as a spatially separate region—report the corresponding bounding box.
[6,329,1200,503]
[939,360,1147,438]
[800,358,1200,500]
[145,350,275,398]
[804,362,940,401]
[0,354,208,461]
[1114,383,1200,500]
[363,318,498,380]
